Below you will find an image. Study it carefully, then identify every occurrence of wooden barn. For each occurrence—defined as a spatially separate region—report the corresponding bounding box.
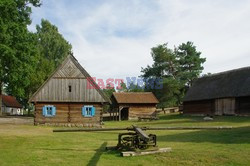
[183,67,250,116]
[1,95,23,115]
[110,92,159,120]
[29,54,110,127]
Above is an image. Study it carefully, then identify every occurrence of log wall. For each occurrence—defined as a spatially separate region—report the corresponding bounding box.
[117,104,157,120]
[183,100,214,115]
[128,105,156,119]
[34,102,102,127]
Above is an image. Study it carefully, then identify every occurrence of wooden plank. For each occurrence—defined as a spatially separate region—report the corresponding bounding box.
[121,148,172,157]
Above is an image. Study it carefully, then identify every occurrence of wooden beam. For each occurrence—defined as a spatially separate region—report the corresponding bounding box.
[121,148,172,157]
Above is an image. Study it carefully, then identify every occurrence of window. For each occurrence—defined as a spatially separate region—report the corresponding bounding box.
[82,106,95,117]
[69,85,72,92]
[42,105,56,117]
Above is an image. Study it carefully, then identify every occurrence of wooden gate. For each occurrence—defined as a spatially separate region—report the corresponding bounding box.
[215,98,235,115]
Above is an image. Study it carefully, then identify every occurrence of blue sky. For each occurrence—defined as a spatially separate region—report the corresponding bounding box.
[29,0,250,81]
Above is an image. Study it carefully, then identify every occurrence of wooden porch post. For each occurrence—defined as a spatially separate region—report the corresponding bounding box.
[110,111,111,121]
[116,111,118,121]
[119,106,121,121]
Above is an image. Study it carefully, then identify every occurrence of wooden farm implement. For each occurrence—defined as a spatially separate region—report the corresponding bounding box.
[53,125,232,156]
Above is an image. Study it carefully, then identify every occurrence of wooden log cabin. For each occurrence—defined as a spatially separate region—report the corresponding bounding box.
[183,67,250,116]
[110,92,159,120]
[29,54,110,127]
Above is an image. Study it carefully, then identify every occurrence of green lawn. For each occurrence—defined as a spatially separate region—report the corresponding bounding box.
[0,114,250,166]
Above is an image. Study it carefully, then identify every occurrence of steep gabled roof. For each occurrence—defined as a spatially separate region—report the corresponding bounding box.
[112,92,159,104]
[29,54,110,103]
[184,66,250,102]
[1,95,22,108]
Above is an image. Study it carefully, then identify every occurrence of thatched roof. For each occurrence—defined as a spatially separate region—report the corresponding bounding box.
[184,67,250,102]
[112,92,159,104]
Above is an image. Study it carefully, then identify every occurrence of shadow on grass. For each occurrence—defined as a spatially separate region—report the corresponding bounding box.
[39,148,87,151]
[87,142,107,166]
[139,114,250,126]
[157,126,250,144]
[138,120,198,126]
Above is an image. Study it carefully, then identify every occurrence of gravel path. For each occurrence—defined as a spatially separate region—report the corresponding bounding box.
[0,116,34,125]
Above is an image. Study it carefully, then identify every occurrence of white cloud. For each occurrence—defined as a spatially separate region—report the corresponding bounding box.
[29,0,250,80]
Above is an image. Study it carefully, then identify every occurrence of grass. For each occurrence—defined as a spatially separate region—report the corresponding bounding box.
[0,114,250,166]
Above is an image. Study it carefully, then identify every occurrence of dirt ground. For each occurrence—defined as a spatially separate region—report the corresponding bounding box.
[0,116,34,125]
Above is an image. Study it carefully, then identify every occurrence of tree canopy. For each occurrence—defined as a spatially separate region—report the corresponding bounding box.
[0,0,71,112]
[0,0,41,113]
[141,42,206,108]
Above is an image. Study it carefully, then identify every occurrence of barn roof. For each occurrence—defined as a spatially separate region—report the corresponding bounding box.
[112,92,159,104]
[184,66,250,102]
[1,95,22,108]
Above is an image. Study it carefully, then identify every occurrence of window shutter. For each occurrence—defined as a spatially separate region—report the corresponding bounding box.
[82,106,86,116]
[92,107,96,116]
[45,106,48,116]
[52,106,56,116]
[42,106,46,116]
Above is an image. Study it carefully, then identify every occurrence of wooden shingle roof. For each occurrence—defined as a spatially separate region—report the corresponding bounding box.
[112,92,159,104]
[184,66,250,102]
[1,95,22,108]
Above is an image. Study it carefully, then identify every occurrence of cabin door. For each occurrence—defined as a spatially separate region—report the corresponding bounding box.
[215,98,235,115]
[121,107,129,120]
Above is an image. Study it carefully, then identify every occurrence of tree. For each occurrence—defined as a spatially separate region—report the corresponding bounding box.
[156,78,182,108]
[103,84,116,98]
[21,19,72,110]
[36,19,72,74]
[102,84,116,112]
[176,41,206,87]
[0,1,72,114]
[127,82,144,92]
[141,42,205,108]
[117,82,128,92]
[141,43,181,108]
[141,43,178,79]
[0,0,41,115]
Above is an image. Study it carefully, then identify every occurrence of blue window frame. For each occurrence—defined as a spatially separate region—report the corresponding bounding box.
[42,105,56,117]
[82,106,95,117]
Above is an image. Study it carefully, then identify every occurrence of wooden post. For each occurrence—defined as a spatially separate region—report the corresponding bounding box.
[121,148,172,157]
[118,107,121,121]
[115,111,117,121]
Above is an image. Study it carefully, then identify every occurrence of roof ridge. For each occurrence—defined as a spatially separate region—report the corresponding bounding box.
[113,92,153,94]
[184,66,250,102]
[202,66,250,78]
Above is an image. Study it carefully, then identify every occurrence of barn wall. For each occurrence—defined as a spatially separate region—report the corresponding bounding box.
[237,97,250,115]
[215,98,235,115]
[127,104,156,119]
[34,103,102,127]
[183,100,214,115]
